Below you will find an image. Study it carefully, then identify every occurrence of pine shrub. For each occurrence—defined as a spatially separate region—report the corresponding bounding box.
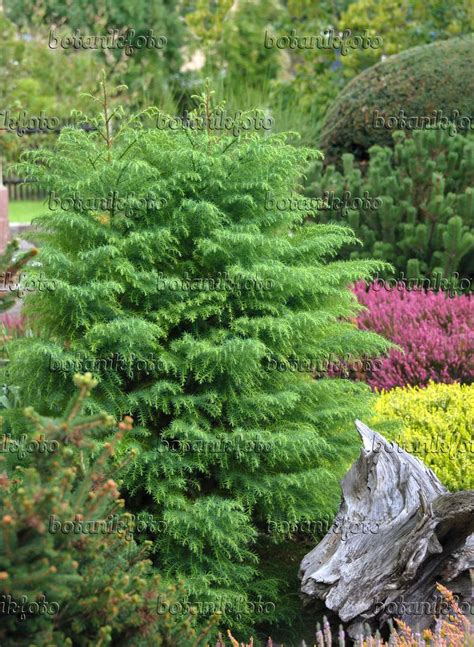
[6,83,389,634]
[305,128,474,280]
[371,382,473,491]
[354,282,473,390]
[0,373,214,646]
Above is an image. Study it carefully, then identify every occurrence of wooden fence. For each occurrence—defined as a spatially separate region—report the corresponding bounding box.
[2,177,47,201]
[1,122,95,202]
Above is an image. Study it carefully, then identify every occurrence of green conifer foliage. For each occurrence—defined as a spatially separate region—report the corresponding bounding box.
[305,128,474,280]
[0,373,213,646]
[7,83,389,632]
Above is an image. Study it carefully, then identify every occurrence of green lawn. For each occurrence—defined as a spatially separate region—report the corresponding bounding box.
[9,200,48,223]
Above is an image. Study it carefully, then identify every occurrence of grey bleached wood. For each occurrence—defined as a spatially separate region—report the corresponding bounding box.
[299,420,474,638]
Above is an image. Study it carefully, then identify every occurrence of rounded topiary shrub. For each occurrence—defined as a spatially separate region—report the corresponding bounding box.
[319,35,474,163]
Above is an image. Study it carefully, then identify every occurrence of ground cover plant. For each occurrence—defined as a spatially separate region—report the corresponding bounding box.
[371,382,473,491]
[354,282,473,390]
[5,82,390,637]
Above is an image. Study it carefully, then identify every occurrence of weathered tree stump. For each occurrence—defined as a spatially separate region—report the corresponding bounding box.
[299,420,474,638]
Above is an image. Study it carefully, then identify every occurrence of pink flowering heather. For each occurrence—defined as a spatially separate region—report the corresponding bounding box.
[0,312,26,334]
[353,282,474,390]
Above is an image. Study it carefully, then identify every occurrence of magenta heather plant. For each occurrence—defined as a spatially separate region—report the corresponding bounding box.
[0,313,26,332]
[353,282,473,390]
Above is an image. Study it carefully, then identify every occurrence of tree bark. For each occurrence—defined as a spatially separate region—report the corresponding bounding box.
[299,420,474,638]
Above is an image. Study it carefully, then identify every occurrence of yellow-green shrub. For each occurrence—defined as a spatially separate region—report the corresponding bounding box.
[371,382,473,491]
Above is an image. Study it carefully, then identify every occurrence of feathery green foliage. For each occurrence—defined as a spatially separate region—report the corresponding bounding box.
[7,81,389,635]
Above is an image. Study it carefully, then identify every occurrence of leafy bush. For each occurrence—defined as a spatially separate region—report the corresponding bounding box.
[354,283,473,390]
[183,0,281,87]
[305,128,474,279]
[371,382,473,491]
[0,373,213,646]
[3,2,182,114]
[6,83,389,634]
[319,35,474,163]
[0,15,104,164]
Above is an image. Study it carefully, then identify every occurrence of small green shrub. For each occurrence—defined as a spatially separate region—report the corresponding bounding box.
[6,82,389,635]
[371,382,473,491]
[0,373,213,646]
